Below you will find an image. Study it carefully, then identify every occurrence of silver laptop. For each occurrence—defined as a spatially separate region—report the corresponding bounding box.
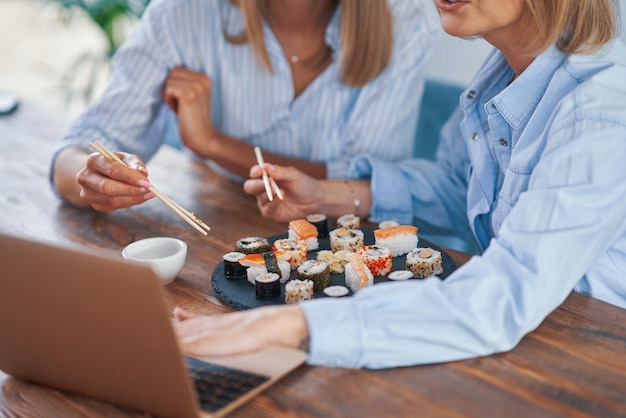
[0,233,307,418]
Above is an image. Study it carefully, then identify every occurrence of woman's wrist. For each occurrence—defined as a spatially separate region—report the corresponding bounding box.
[321,179,371,218]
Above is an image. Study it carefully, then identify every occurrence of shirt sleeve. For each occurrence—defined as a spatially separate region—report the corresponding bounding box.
[49,0,220,185]
[326,0,442,179]
[302,116,626,369]
[349,108,473,238]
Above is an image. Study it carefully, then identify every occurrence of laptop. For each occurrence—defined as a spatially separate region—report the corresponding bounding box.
[0,233,307,418]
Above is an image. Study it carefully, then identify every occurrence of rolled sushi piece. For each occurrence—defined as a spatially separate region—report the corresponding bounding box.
[344,253,373,293]
[255,273,281,300]
[329,228,364,252]
[337,213,360,230]
[358,245,393,276]
[239,252,291,284]
[222,251,247,280]
[285,279,314,304]
[306,213,329,238]
[273,237,307,269]
[235,236,272,255]
[406,247,443,279]
[373,225,418,257]
[297,259,330,291]
[288,219,319,251]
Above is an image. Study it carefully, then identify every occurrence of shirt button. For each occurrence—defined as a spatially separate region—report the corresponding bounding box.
[471,133,479,141]
[467,90,477,99]
[499,138,508,146]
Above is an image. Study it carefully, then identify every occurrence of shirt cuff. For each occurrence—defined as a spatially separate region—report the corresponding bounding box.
[349,155,414,224]
[299,297,363,368]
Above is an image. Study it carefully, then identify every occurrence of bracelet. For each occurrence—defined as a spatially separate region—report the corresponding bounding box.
[344,180,361,218]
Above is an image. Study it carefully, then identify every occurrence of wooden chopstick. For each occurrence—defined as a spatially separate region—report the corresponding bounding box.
[254,146,284,201]
[88,141,210,235]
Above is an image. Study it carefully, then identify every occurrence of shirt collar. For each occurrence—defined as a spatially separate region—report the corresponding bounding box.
[467,44,568,129]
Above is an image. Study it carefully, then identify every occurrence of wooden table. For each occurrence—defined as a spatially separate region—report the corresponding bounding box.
[1,102,625,417]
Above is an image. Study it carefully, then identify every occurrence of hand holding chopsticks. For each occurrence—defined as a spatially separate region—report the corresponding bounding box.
[254,146,284,202]
[88,141,211,236]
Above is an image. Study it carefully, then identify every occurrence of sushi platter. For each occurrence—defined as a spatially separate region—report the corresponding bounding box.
[211,226,457,310]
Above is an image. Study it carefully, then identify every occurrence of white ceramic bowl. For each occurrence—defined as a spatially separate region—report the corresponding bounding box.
[122,237,187,285]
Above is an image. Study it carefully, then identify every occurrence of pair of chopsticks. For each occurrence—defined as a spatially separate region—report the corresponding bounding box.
[88,141,211,236]
[254,146,283,202]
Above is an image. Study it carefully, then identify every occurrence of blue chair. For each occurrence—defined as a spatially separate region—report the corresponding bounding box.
[414,79,479,253]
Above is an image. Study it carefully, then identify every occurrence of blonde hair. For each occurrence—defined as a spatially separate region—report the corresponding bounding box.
[223,0,393,87]
[518,0,618,54]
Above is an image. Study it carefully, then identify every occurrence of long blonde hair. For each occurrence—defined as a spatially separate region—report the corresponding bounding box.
[223,0,393,87]
[518,0,618,54]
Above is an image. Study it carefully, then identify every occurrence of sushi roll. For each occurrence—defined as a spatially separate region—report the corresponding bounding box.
[288,219,319,251]
[306,213,329,238]
[387,270,413,281]
[255,273,281,300]
[239,251,291,283]
[297,259,330,291]
[222,251,247,280]
[373,225,418,257]
[337,214,360,230]
[235,236,272,255]
[358,245,393,276]
[344,253,373,293]
[285,279,314,304]
[323,285,350,298]
[329,228,364,252]
[273,238,307,269]
[406,247,443,279]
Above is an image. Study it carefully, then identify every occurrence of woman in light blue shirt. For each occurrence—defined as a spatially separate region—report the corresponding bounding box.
[174,0,626,368]
[51,0,440,212]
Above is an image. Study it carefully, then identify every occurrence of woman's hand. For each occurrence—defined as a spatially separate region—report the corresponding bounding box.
[173,305,309,358]
[75,151,154,212]
[163,67,217,158]
[243,164,324,222]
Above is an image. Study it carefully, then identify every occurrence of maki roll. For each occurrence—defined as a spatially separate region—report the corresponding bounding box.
[329,228,364,252]
[285,279,314,304]
[358,245,393,276]
[273,238,307,269]
[255,273,281,300]
[337,214,360,230]
[297,259,330,291]
[239,251,291,284]
[306,213,329,238]
[222,251,247,280]
[288,219,319,251]
[373,225,418,257]
[235,236,272,255]
[406,247,443,279]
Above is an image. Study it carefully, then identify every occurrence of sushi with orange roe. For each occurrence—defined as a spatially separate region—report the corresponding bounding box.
[358,245,393,276]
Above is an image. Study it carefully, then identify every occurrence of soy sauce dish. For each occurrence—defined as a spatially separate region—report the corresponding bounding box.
[122,237,187,285]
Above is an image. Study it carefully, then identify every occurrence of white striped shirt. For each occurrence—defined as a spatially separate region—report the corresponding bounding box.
[55,0,441,179]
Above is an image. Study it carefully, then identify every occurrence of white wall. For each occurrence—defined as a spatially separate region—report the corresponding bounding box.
[425,3,626,88]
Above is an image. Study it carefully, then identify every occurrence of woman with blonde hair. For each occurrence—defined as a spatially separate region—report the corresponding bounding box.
[174,0,626,368]
[52,0,440,212]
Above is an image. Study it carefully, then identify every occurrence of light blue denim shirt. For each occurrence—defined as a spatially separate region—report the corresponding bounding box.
[50,0,440,184]
[300,40,626,369]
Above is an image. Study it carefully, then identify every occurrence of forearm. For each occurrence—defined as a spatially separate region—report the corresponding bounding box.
[319,179,372,219]
[52,146,91,208]
[202,131,327,179]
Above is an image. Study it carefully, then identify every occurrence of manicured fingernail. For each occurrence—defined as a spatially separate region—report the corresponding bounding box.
[137,166,148,175]
[144,192,155,200]
[138,179,153,188]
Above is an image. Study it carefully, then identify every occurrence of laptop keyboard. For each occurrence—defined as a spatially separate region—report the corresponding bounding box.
[185,357,270,413]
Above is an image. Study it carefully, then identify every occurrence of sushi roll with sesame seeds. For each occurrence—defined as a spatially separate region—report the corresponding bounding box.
[297,259,330,291]
[406,247,443,279]
[285,279,314,304]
